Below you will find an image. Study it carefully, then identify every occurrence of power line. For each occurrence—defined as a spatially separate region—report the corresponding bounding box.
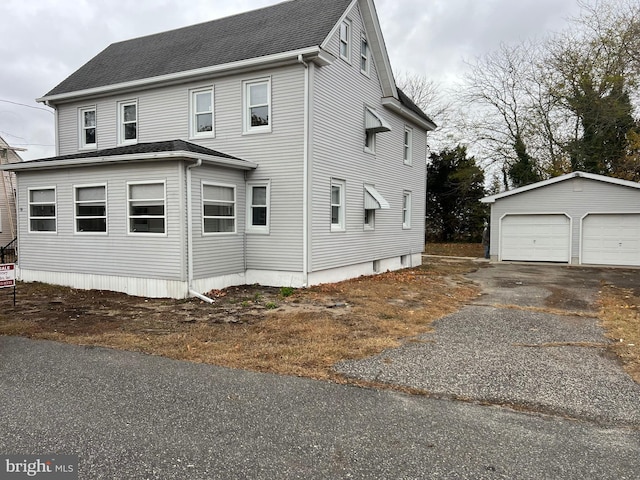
[0,99,54,114]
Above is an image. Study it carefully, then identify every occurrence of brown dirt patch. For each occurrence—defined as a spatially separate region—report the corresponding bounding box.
[425,242,484,258]
[0,258,479,382]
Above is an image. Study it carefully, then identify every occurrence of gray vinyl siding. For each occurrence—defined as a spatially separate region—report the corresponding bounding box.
[16,162,186,281]
[55,65,305,272]
[309,2,427,271]
[0,173,17,247]
[489,177,640,261]
[191,166,246,279]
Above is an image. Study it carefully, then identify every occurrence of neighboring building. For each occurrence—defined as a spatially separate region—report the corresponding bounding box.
[1,0,435,299]
[481,171,640,266]
[0,136,21,251]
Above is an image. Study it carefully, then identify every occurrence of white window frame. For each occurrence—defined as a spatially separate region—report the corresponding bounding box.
[202,182,236,235]
[364,208,375,230]
[339,20,352,62]
[365,130,376,154]
[246,181,271,234]
[243,78,271,134]
[402,191,412,229]
[28,186,57,234]
[118,99,138,145]
[127,180,166,236]
[404,126,413,165]
[331,178,346,232]
[190,86,215,139]
[79,106,97,150]
[360,34,370,76]
[74,183,107,235]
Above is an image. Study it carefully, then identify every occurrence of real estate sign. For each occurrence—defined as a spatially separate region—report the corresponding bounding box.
[0,263,16,288]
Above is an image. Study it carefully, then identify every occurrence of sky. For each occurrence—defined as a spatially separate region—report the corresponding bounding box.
[0,0,584,161]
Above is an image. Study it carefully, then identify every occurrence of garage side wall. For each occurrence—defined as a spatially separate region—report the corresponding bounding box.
[489,177,640,263]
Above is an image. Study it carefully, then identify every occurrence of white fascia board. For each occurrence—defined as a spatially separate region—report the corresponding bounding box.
[0,151,258,172]
[37,46,325,104]
[381,97,436,131]
[481,171,640,204]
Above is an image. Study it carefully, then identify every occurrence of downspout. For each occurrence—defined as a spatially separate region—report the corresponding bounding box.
[186,159,214,303]
[298,54,310,286]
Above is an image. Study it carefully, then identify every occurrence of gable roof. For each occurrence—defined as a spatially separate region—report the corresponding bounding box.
[42,0,353,100]
[0,140,257,172]
[481,171,640,204]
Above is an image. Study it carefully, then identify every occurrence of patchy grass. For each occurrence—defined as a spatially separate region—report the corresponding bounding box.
[0,257,479,381]
[425,242,484,258]
[599,285,640,383]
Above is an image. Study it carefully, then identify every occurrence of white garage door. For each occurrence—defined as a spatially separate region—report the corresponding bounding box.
[582,214,640,266]
[500,214,570,262]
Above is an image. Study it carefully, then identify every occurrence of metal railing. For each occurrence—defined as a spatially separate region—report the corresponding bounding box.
[1,237,17,264]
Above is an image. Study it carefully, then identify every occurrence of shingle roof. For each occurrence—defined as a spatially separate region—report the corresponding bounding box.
[26,140,243,163]
[45,0,353,96]
[397,88,436,127]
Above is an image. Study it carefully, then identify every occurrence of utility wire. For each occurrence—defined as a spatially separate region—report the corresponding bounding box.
[0,99,53,114]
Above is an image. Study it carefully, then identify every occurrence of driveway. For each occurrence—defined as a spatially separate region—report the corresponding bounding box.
[336,261,640,427]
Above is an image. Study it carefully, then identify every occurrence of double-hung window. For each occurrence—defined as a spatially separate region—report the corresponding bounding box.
[331,179,346,232]
[402,191,412,229]
[339,20,351,62]
[29,187,57,233]
[243,78,271,134]
[360,35,370,75]
[191,87,214,138]
[79,107,96,149]
[247,181,270,233]
[404,127,413,165]
[128,181,165,234]
[118,100,138,145]
[75,185,107,233]
[202,183,236,234]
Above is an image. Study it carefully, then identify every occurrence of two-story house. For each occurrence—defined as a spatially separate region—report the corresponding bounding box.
[0,136,20,258]
[2,0,435,299]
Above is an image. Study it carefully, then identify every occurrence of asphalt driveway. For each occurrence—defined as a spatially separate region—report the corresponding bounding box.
[336,261,640,427]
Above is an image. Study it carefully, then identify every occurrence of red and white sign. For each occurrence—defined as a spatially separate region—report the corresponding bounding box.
[0,264,16,288]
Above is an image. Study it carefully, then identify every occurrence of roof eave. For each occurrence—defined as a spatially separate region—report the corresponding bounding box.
[0,151,258,172]
[381,97,437,131]
[37,46,330,105]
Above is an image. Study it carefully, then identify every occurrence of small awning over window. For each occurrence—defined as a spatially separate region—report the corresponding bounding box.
[365,107,392,133]
[364,185,390,210]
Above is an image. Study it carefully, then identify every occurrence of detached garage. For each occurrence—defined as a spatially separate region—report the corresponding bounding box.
[481,172,640,266]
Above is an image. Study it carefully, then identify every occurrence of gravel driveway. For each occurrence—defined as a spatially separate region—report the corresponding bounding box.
[335,261,640,427]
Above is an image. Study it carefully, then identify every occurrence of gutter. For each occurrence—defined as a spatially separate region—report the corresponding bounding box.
[298,54,310,287]
[186,159,214,303]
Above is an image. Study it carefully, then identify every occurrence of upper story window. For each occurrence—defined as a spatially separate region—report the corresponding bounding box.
[75,184,107,234]
[360,35,370,75]
[29,187,56,233]
[402,191,412,229]
[331,178,346,232]
[247,181,270,234]
[79,107,96,149]
[128,181,165,235]
[364,107,392,154]
[191,87,214,138]
[243,78,271,134]
[202,183,236,234]
[404,127,413,165]
[339,20,351,62]
[118,100,138,145]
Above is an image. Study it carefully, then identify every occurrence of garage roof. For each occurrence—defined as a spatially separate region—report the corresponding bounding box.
[481,171,640,204]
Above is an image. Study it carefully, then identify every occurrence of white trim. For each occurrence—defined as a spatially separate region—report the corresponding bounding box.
[482,171,640,204]
[360,33,370,76]
[126,180,167,236]
[364,208,375,230]
[28,186,57,234]
[403,126,413,165]
[78,105,97,150]
[331,178,346,232]
[37,46,327,104]
[402,190,412,229]
[498,213,572,263]
[117,99,138,146]
[242,77,272,134]
[381,97,436,131]
[73,183,107,235]
[246,180,271,234]
[339,19,352,63]
[201,181,237,235]
[189,86,215,139]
